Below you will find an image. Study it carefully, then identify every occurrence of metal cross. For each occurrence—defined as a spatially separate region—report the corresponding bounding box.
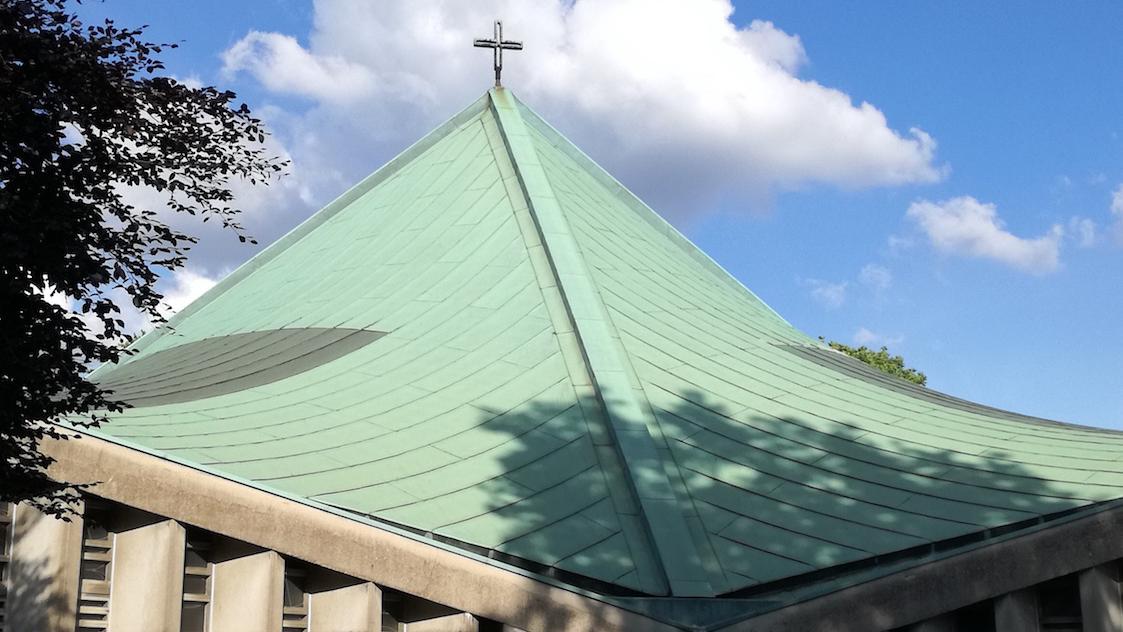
[473,21,523,88]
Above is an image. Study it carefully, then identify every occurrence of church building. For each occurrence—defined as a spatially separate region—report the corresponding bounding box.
[4,33,1123,631]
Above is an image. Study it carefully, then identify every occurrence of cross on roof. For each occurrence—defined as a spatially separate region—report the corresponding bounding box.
[473,20,523,88]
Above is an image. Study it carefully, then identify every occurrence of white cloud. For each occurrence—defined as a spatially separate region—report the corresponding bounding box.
[222,32,377,104]
[112,130,314,273]
[175,74,205,90]
[859,263,892,292]
[906,196,1063,274]
[1068,216,1096,248]
[1111,184,1123,244]
[220,0,945,219]
[886,234,915,254]
[853,327,903,347]
[803,278,847,309]
[42,285,71,311]
[42,268,220,340]
[160,268,220,317]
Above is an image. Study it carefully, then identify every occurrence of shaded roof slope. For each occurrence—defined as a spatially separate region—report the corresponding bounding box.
[86,88,1123,601]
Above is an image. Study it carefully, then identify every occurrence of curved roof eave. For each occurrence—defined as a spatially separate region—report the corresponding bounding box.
[77,87,1123,602]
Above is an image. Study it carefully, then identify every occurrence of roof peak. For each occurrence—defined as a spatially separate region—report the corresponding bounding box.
[85,87,1123,605]
[487,88,715,596]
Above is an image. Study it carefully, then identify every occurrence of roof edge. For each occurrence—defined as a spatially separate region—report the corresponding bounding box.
[712,498,1123,631]
[44,429,681,632]
[116,92,494,362]
[488,87,714,598]
[507,93,796,332]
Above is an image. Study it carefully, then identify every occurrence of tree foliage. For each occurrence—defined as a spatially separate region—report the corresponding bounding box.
[823,339,928,386]
[1,0,286,515]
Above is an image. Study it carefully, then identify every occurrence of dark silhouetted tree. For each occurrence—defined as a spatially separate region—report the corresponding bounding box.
[1,0,287,515]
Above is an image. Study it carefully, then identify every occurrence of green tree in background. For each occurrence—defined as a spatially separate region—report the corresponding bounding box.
[822,339,928,386]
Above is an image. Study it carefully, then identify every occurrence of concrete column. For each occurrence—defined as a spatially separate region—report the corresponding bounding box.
[210,550,284,632]
[404,612,479,632]
[908,613,957,632]
[996,588,1040,632]
[309,581,382,632]
[1080,563,1123,632]
[106,518,186,632]
[5,503,84,632]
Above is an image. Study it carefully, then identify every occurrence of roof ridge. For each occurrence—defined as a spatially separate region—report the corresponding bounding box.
[487,88,714,597]
[508,95,796,332]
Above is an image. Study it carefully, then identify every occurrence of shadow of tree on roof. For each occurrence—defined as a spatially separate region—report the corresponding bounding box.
[305,380,1116,630]
[77,341,1123,631]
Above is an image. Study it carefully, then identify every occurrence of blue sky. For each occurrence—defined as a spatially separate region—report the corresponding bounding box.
[720,1,1123,427]
[76,1,1123,427]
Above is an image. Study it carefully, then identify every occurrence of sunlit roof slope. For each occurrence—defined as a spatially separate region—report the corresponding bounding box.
[85,88,1123,601]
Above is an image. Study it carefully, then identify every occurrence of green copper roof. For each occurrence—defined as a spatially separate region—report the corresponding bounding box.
[86,88,1123,602]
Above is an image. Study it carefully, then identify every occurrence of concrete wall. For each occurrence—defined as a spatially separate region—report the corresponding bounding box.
[404,612,479,632]
[1080,564,1123,632]
[310,581,382,632]
[908,613,956,632]
[5,503,83,632]
[995,589,1039,632]
[43,433,1123,632]
[106,518,186,632]
[210,550,284,632]
[44,435,676,632]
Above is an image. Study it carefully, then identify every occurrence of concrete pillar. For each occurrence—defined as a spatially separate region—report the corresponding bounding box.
[5,503,84,632]
[210,550,284,632]
[309,581,382,632]
[404,612,480,632]
[1080,563,1123,632]
[908,612,957,632]
[106,518,186,632]
[996,588,1040,632]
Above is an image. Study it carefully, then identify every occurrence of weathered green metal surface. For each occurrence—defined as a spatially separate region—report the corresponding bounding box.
[93,328,385,406]
[84,88,1123,603]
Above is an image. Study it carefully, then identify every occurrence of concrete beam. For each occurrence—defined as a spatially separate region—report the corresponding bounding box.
[44,433,676,632]
[210,550,284,632]
[995,589,1039,632]
[1080,563,1123,632]
[907,613,957,632]
[309,581,382,632]
[5,503,84,632]
[405,612,480,632]
[716,498,1123,632]
[38,432,1123,632]
[107,518,187,632]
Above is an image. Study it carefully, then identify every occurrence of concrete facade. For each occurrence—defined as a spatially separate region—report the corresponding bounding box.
[106,518,186,632]
[1080,564,1123,632]
[7,433,1121,632]
[720,500,1123,632]
[404,612,480,632]
[210,550,284,632]
[4,503,82,632]
[42,435,677,632]
[309,581,382,632]
[907,613,957,632]
[995,589,1039,632]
